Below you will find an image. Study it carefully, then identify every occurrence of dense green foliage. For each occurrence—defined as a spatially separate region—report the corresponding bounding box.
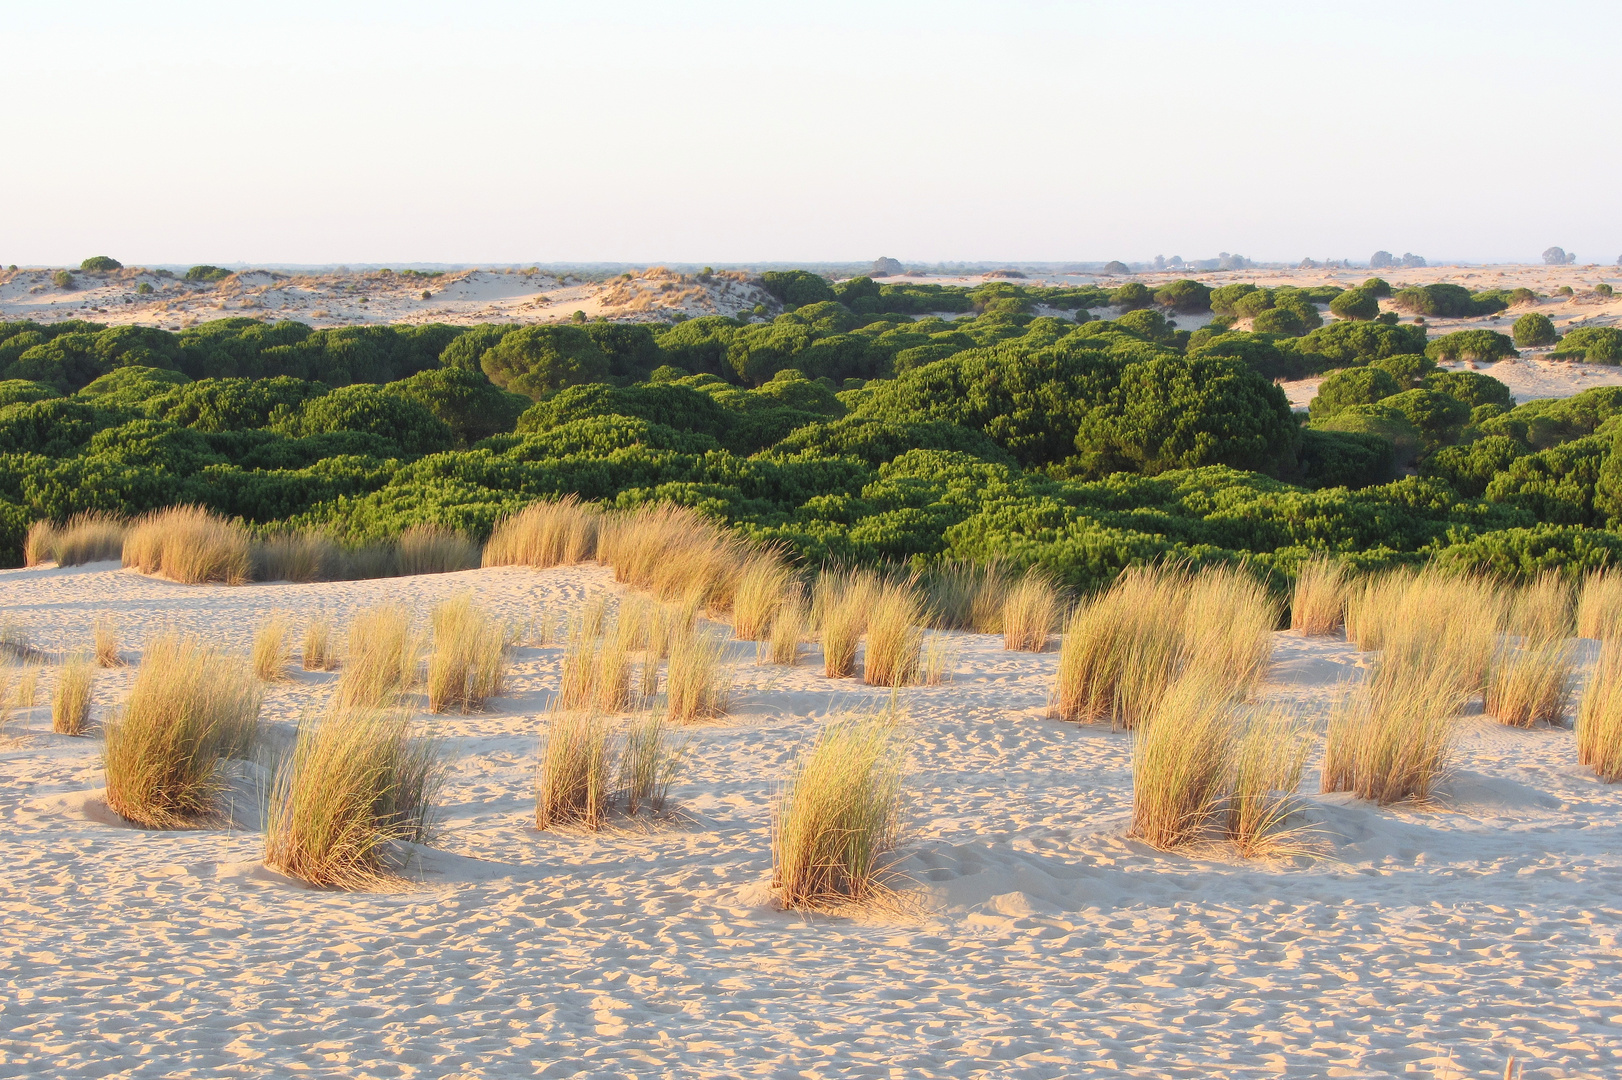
[7,273,1622,584]
[1392,284,1510,318]
[1552,327,1622,364]
[1513,312,1558,347]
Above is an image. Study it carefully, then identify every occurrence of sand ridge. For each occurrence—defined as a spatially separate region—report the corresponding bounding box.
[0,563,1620,1077]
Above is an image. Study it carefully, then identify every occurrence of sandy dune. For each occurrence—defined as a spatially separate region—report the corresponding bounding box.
[1,563,1620,1078]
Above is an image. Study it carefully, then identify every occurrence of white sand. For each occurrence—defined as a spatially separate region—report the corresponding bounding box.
[2,563,1620,1078]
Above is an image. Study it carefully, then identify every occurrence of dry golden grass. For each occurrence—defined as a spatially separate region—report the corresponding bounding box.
[26,512,127,567]
[665,630,733,724]
[863,578,924,687]
[919,633,958,685]
[731,556,794,641]
[52,656,95,736]
[1510,571,1574,639]
[1129,674,1235,850]
[1049,565,1186,727]
[772,714,906,911]
[302,617,336,671]
[922,560,1012,633]
[557,606,639,713]
[426,594,508,713]
[263,707,445,889]
[1344,567,1506,695]
[1577,569,1622,641]
[335,605,420,709]
[1290,555,1349,635]
[1227,707,1313,858]
[483,496,602,569]
[103,633,262,828]
[1001,570,1061,652]
[253,529,343,582]
[397,524,481,576]
[14,663,40,708]
[762,583,808,666]
[535,711,613,829]
[816,570,877,679]
[598,504,750,611]
[252,613,293,682]
[1485,633,1575,727]
[1577,643,1622,781]
[617,713,684,816]
[1179,566,1280,704]
[124,506,251,585]
[92,615,122,668]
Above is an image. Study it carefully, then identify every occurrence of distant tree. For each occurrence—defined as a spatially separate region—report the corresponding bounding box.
[871,257,903,276]
[184,265,232,282]
[1232,290,1275,319]
[1513,312,1558,348]
[1597,283,1614,298]
[1109,282,1152,310]
[52,270,74,289]
[1102,260,1130,275]
[1209,283,1260,316]
[1369,353,1436,388]
[1509,287,1538,306]
[1424,369,1514,411]
[1400,253,1427,268]
[1329,288,1380,321]
[761,270,835,307]
[1551,327,1622,363]
[79,256,122,272]
[1543,246,1574,265]
[1308,367,1401,419]
[1153,278,1211,313]
[1424,329,1519,363]
[1370,251,1396,269]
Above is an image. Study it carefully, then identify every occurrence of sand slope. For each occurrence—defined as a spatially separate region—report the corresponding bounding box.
[1,564,1620,1078]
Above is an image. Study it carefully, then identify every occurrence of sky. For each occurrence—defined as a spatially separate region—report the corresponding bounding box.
[5,0,1620,267]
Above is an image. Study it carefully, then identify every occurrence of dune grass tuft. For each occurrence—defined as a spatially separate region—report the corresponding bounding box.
[483,496,602,569]
[731,556,794,641]
[862,577,925,687]
[253,529,344,582]
[1129,674,1235,849]
[772,714,906,911]
[14,663,40,709]
[1322,646,1465,805]
[252,613,294,682]
[922,559,1012,633]
[1577,643,1622,781]
[617,713,685,816]
[1577,569,1622,641]
[302,617,336,671]
[103,633,262,828]
[1485,633,1575,727]
[1227,707,1313,857]
[52,656,95,736]
[93,615,122,668]
[815,569,877,679]
[335,605,420,709]
[27,512,128,568]
[426,594,508,713]
[1001,570,1060,652]
[762,583,808,666]
[598,503,751,612]
[1290,554,1349,635]
[665,629,733,724]
[535,711,614,829]
[1510,571,1573,640]
[263,707,445,889]
[397,524,481,576]
[919,633,958,685]
[124,505,252,585]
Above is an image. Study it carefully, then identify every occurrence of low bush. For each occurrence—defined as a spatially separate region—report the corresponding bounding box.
[1328,288,1380,321]
[1425,330,1518,363]
[1513,312,1558,348]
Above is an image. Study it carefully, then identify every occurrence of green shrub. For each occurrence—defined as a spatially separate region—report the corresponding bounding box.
[761,271,835,307]
[1551,327,1622,364]
[1361,277,1392,297]
[184,265,232,282]
[1328,288,1380,321]
[1421,436,1528,497]
[1251,307,1305,337]
[1425,330,1518,363]
[1109,282,1152,310]
[1369,353,1436,388]
[1153,279,1211,313]
[80,256,122,272]
[1296,320,1428,366]
[1392,283,1508,318]
[1186,330,1312,381]
[1423,370,1513,411]
[52,271,75,289]
[1307,407,1424,466]
[1513,312,1558,348]
[1296,428,1396,489]
[0,379,60,408]
[1232,290,1274,319]
[1209,284,1259,317]
[388,366,526,445]
[480,325,610,399]
[77,366,191,405]
[438,324,511,371]
[1308,367,1400,419]
[1378,388,1471,447]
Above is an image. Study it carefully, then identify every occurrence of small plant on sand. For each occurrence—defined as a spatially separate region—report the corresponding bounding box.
[396,524,481,576]
[103,634,263,828]
[772,714,907,911]
[731,556,794,641]
[863,577,925,687]
[1485,633,1575,727]
[617,713,685,816]
[252,613,294,682]
[52,656,95,735]
[665,629,733,724]
[14,663,40,708]
[483,496,603,569]
[1129,675,1235,850]
[263,707,446,889]
[1227,708,1313,857]
[762,583,808,666]
[426,594,508,713]
[815,569,877,679]
[123,505,251,585]
[1577,569,1622,641]
[1001,569,1060,652]
[535,711,614,829]
[1290,555,1349,635]
[336,605,420,709]
[253,529,343,583]
[557,606,637,713]
[922,560,1012,633]
[1577,643,1622,781]
[919,633,958,685]
[26,512,127,568]
[302,617,336,671]
[92,615,122,668]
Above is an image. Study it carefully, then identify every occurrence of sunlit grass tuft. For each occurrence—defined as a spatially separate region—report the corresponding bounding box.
[252,613,293,682]
[335,605,420,709]
[1290,554,1349,635]
[52,656,95,736]
[302,617,337,671]
[426,594,508,713]
[93,615,122,668]
[124,506,251,585]
[1001,570,1060,652]
[1577,643,1622,782]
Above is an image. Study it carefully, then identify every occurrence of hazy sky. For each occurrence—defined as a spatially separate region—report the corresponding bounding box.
[6,1,1619,266]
